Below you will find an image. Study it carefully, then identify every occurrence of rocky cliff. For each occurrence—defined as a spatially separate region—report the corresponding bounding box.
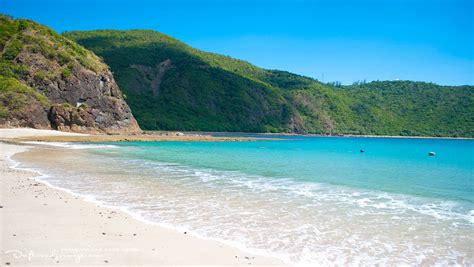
[0,15,140,134]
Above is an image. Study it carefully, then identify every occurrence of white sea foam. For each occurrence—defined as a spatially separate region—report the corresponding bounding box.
[10,146,474,266]
[143,161,473,225]
[10,163,293,264]
[22,141,118,150]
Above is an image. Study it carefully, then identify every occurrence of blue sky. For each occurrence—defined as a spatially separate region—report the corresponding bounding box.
[1,0,473,85]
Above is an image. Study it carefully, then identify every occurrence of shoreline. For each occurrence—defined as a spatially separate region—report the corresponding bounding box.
[1,128,473,265]
[2,128,472,143]
[0,129,286,266]
[0,128,270,143]
[194,131,474,140]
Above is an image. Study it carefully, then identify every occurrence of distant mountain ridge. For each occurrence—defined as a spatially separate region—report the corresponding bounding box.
[64,30,473,137]
[0,15,140,134]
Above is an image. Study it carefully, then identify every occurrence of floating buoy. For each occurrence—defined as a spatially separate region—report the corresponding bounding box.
[428,152,436,156]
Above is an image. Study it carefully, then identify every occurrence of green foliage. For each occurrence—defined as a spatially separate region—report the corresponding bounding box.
[0,15,469,137]
[62,102,73,108]
[2,39,22,60]
[0,105,7,118]
[0,15,17,51]
[65,30,291,132]
[0,14,113,125]
[339,81,474,137]
[33,71,47,81]
[0,75,50,118]
[65,30,474,137]
[0,75,49,106]
[0,14,105,78]
[61,64,73,79]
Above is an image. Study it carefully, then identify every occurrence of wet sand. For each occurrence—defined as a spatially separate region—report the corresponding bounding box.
[0,128,261,143]
[0,129,284,266]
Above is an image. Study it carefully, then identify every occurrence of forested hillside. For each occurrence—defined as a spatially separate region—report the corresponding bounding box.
[65,30,474,137]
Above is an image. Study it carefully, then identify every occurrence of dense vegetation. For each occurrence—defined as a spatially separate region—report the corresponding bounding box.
[65,30,473,137]
[0,15,105,78]
[0,14,106,121]
[340,81,473,137]
[0,14,471,137]
[64,30,291,132]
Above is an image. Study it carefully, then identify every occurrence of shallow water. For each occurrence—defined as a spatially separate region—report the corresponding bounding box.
[16,137,474,265]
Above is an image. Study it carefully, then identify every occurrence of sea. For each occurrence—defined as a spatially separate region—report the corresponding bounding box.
[14,136,474,265]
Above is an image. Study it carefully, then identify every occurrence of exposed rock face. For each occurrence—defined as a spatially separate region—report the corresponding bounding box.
[0,98,50,129]
[130,59,173,96]
[0,16,141,134]
[16,51,141,134]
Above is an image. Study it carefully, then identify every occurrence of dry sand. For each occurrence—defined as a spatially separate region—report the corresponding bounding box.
[0,128,88,139]
[0,129,285,266]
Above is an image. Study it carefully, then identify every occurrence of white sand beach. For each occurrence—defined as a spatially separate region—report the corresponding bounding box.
[0,128,284,266]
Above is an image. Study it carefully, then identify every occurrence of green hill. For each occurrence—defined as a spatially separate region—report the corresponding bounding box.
[65,30,474,137]
[0,15,140,133]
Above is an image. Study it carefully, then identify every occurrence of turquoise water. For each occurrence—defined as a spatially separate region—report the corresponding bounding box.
[18,136,474,265]
[113,137,474,204]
